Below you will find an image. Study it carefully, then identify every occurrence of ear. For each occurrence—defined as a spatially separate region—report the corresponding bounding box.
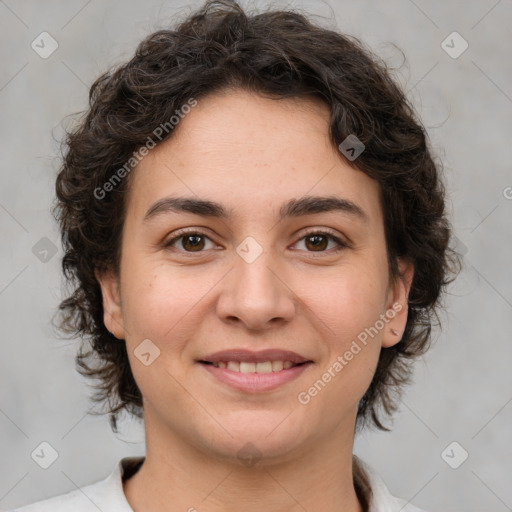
[95,269,125,340]
[382,258,414,348]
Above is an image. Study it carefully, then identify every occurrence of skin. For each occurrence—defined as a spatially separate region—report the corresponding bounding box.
[98,88,414,512]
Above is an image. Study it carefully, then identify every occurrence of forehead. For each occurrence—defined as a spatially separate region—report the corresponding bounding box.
[126,89,382,227]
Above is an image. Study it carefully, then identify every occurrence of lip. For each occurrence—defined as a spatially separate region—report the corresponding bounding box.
[198,348,311,365]
[199,360,313,393]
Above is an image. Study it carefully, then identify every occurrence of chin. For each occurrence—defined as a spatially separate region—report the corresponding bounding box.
[195,411,310,466]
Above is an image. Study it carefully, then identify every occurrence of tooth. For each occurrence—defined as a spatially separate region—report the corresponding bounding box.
[256,361,273,373]
[220,360,297,373]
[240,362,256,373]
[227,361,240,372]
[272,361,284,372]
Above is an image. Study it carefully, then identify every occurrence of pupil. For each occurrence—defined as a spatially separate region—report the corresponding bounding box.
[184,235,204,251]
[307,235,327,251]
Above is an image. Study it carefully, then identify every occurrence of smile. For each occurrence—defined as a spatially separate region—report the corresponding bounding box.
[204,360,302,372]
[198,360,313,393]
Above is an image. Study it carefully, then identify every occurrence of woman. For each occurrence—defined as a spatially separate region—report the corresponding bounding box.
[12,0,459,510]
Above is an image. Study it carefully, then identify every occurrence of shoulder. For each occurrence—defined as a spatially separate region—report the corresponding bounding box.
[355,456,429,512]
[7,457,144,512]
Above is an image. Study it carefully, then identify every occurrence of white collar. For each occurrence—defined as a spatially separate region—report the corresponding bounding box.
[354,457,427,512]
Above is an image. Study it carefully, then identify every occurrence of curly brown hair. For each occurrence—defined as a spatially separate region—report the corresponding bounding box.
[54,0,460,436]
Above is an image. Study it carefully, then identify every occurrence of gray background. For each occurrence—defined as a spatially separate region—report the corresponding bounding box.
[1,0,511,511]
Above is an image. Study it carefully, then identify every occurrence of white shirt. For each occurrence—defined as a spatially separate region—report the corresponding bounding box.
[10,456,427,512]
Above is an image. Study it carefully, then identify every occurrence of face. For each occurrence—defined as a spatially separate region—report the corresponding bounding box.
[98,88,413,464]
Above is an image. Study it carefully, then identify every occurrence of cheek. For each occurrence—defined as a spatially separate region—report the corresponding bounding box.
[119,266,199,398]
[306,261,386,394]
[119,257,218,353]
[122,273,186,338]
[315,260,388,340]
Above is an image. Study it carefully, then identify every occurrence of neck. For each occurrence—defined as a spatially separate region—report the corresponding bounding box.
[124,413,365,512]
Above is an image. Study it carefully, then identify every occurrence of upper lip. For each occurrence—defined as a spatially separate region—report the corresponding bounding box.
[198,349,312,364]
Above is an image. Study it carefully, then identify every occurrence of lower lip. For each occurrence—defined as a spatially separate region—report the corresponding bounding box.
[199,362,313,393]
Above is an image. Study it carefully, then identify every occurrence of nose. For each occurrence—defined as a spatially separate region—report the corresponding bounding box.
[216,250,296,331]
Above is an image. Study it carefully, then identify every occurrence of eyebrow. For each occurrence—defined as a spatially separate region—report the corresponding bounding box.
[143,195,369,224]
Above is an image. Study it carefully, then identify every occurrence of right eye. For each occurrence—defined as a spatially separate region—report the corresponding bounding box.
[164,230,217,253]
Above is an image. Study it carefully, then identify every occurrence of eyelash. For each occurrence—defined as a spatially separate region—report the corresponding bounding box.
[163,228,349,255]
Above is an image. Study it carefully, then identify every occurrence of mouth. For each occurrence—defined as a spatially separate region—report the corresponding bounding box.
[198,360,309,373]
[197,348,314,393]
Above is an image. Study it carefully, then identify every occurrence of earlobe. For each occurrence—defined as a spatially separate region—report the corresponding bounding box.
[382,259,414,348]
[95,269,125,340]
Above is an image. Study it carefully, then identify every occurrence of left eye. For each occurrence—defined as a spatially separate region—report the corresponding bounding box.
[293,232,346,252]
[164,231,347,253]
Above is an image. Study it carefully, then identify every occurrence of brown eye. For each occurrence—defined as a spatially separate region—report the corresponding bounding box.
[305,234,329,251]
[164,231,215,253]
[294,231,348,253]
[181,234,206,252]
